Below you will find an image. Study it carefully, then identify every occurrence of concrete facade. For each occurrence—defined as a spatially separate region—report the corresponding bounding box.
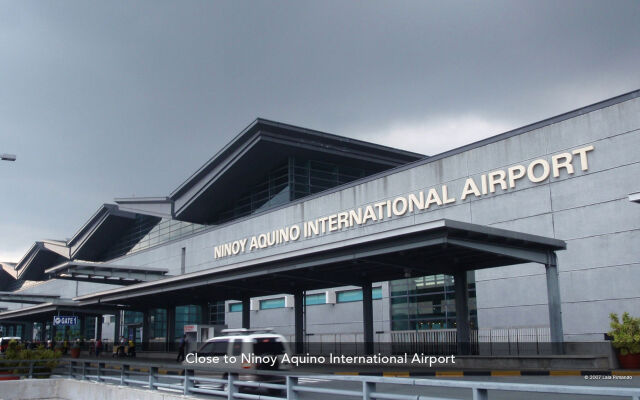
[1,92,639,342]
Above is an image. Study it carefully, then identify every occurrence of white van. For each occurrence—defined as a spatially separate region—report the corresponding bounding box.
[185,328,291,385]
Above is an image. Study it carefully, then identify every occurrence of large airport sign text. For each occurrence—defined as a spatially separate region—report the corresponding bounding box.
[214,145,594,259]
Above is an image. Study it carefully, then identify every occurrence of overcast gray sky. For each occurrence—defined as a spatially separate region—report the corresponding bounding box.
[1,0,639,263]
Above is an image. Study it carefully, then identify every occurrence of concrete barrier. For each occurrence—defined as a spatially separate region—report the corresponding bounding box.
[0,378,195,400]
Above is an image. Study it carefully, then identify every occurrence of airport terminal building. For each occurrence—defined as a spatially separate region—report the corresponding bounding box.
[1,90,639,354]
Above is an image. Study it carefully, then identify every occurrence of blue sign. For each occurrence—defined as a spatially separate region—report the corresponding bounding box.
[53,316,78,326]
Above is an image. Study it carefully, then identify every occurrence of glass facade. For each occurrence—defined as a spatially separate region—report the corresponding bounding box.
[389,273,477,331]
[215,157,375,224]
[209,301,225,325]
[149,308,167,340]
[229,302,242,312]
[290,158,371,200]
[101,215,206,261]
[175,305,202,339]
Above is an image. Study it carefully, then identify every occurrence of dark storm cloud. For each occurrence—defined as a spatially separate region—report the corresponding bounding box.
[1,0,639,261]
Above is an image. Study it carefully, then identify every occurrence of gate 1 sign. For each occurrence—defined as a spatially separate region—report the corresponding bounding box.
[53,316,78,326]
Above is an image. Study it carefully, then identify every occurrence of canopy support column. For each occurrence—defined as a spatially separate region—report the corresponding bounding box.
[454,271,471,355]
[142,310,150,351]
[114,311,121,342]
[241,298,250,329]
[545,252,564,354]
[362,281,374,355]
[95,316,103,341]
[166,307,175,352]
[294,291,304,354]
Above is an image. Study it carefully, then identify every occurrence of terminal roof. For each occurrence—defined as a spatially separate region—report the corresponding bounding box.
[116,118,425,224]
[0,292,61,304]
[66,204,159,261]
[13,240,69,281]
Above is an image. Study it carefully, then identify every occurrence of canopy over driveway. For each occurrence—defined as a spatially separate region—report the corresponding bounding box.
[68,219,566,354]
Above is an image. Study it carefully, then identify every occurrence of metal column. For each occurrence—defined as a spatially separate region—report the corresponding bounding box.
[362,282,374,355]
[454,271,471,355]
[79,316,86,340]
[166,307,176,352]
[294,291,304,354]
[95,316,103,341]
[241,298,250,329]
[545,252,564,354]
[142,310,150,351]
[114,311,121,342]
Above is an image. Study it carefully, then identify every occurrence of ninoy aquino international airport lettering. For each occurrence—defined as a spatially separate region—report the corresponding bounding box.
[214,145,594,259]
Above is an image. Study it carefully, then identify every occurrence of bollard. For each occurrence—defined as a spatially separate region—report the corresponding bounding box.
[149,366,158,390]
[363,381,375,400]
[286,376,298,400]
[183,368,195,395]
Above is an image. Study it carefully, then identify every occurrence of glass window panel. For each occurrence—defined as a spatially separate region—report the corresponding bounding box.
[305,293,326,306]
[336,289,362,303]
[259,298,285,310]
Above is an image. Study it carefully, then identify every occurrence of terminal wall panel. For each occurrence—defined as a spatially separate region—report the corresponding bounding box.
[477,304,550,329]
[558,230,640,271]
[560,263,640,303]
[474,273,548,310]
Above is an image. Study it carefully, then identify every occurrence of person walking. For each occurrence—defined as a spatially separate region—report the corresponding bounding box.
[176,334,187,362]
[95,338,102,357]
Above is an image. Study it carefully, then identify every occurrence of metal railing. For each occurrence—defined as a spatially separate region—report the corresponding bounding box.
[281,327,552,356]
[1,358,639,399]
[0,358,62,379]
[7,358,640,400]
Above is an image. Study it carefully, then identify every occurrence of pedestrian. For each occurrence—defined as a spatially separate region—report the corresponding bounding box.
[118,336,126,357]
[176,334,187,362]
[95,338,102,357]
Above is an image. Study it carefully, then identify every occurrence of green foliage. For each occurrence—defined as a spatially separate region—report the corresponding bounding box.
[609,312,640,356]
[1,340,61,378]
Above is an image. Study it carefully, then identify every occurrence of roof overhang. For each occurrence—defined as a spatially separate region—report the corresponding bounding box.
[629,192,640,203]
[67,204,160,261]
[72,219,565,309]
[46,260,170,285]
[0,263,17,291]
[114,197,173,218]
[14,241,69,281]
[0,301,118,322]
[0,292,61,304]
[120,119,424,225]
